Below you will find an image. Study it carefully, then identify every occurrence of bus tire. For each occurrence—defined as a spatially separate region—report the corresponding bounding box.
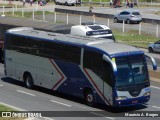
[84,89,95,107]
[24,73,34,89]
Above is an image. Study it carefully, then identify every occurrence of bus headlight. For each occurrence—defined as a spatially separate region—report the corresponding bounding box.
[143,91,150,96]
[116,96,127,101]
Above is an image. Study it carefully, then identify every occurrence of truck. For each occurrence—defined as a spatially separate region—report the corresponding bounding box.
[55,0,77,6]
[70,22,115,41]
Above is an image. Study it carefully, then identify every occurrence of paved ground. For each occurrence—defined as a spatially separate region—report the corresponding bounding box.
[0,0,160,20]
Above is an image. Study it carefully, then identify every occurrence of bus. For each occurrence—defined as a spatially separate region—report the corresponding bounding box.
[70,22,115,41]
[4,27,157,107]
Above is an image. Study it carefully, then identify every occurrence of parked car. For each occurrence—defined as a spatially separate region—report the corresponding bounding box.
[148,40,160,53]
[114,9,142,24]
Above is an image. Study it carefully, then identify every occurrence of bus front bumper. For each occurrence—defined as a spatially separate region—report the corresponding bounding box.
[114,96,150,107]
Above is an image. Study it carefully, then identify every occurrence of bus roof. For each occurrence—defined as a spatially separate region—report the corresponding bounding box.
[6,27,142,56]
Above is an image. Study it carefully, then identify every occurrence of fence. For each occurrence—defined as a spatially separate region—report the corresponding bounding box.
[0,6,159,38]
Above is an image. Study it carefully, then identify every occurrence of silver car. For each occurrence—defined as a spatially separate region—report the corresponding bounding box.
[148,40,160,53]
[114,10,142,24]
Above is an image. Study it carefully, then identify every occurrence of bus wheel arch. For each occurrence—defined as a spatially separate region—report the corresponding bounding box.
[23,72,34,89]
[83,87,95,107]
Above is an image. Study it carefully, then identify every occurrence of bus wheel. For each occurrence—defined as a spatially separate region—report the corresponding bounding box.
[84,89,95,107]
[24,73,34,89]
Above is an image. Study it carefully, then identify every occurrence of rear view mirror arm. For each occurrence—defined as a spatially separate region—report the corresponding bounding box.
[145,55,157,70]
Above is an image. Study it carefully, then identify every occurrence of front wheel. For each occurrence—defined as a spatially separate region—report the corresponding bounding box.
[148,47,153,53]
[114,18,118,23]
[126,19,131,24]
[24,73,34,89]
[84,89,95,107]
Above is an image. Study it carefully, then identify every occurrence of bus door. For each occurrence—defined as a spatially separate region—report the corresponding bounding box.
[102,60,113,105]
[102,55,118,105]
[83,50,113,105]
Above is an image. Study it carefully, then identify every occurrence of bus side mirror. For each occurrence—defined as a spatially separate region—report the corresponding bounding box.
[145,55,157,70]
[103,55,117,75]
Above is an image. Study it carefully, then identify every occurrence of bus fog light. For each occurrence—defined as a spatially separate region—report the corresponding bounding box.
[143,91,150,96]
[116,96,127,101]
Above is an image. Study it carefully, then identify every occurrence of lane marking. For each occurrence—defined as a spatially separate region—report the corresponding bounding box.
[17,90,36,96]
[151,86,160,90]
[0,102,54,120]
[50,100,72,107]
[90,112,115,120]
[0,84,3,86]
[152,106,160,109]
[43,117,55,120]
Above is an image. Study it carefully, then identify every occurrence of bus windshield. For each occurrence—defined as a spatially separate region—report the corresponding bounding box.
[115,55,149,88]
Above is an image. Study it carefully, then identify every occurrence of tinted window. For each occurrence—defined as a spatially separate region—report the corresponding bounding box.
[120,12,125,15]
[125,12,130,15]
[83,50,113,86]
[132,12,140,15]
[120,11,129,15]
[43,41,81,64]
[6,34,81,64]
[84,50,103,75]
[6,34,42,55]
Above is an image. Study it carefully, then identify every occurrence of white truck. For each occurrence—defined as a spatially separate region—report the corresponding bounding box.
[70,22,115,41]
[55,0,77,6]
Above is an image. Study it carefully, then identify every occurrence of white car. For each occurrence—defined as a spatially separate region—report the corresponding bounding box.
[114,9,142,24]
[148,40,160,53]
[70,22,115,41]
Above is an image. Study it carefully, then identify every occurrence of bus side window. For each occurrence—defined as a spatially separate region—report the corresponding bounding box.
[43,41,81,64]
[5,34,42,56]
